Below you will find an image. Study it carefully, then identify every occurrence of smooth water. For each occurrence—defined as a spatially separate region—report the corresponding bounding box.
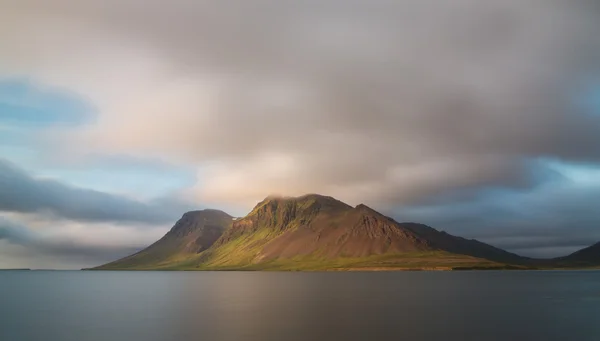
[1,270,599,341]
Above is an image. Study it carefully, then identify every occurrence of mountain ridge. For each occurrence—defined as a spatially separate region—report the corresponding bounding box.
[553,242,600,267]
[94,194,600,271]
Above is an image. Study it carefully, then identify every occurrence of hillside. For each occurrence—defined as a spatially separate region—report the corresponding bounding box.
[97,209,233,270]
[553,242,600,267]
[399,223,528,265]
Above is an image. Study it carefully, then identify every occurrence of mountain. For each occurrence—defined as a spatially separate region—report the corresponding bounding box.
[553,242,600,267]
[98,209,233,270]
[96,194,532,271]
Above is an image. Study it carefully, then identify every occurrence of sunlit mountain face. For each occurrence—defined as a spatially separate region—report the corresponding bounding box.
[2,0,600,269]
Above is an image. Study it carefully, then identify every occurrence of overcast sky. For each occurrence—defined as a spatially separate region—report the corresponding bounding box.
[1,0,600,268]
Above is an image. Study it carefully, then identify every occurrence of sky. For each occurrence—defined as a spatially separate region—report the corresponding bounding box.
[1,0,600,269]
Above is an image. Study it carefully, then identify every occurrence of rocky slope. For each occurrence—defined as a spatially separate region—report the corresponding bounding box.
[197,195,437,268]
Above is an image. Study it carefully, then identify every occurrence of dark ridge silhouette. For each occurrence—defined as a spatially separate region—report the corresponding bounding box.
[553,242,600,267]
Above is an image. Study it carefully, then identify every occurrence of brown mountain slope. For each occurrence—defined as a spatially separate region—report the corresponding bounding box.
[97,209,232,269]
[218,196,431,260]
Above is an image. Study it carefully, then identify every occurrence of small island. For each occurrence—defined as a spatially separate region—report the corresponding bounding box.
[93,194,600,271]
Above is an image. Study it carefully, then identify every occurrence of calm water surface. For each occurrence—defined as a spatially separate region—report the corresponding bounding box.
[1,270,599,341]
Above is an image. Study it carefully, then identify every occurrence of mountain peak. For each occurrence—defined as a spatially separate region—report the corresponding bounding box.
[355,203,376,212]
[252,193,351,213]
[261,193,344,203]
[183,208,229,216]
[96,208,233,270]
[176,210,233,230]
[297,194,352,208]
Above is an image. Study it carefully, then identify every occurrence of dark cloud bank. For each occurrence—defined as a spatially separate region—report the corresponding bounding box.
[0,159,192,224]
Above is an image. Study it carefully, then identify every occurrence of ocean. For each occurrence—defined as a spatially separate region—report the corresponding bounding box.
[1,270,599,341]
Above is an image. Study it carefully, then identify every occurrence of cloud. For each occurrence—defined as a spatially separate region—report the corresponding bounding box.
[0,78,95,127]
[2,0,600,262]
[0,159,193,224]
[0,217,34,245]
[3,0,600,208]
[0,214,164,269]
